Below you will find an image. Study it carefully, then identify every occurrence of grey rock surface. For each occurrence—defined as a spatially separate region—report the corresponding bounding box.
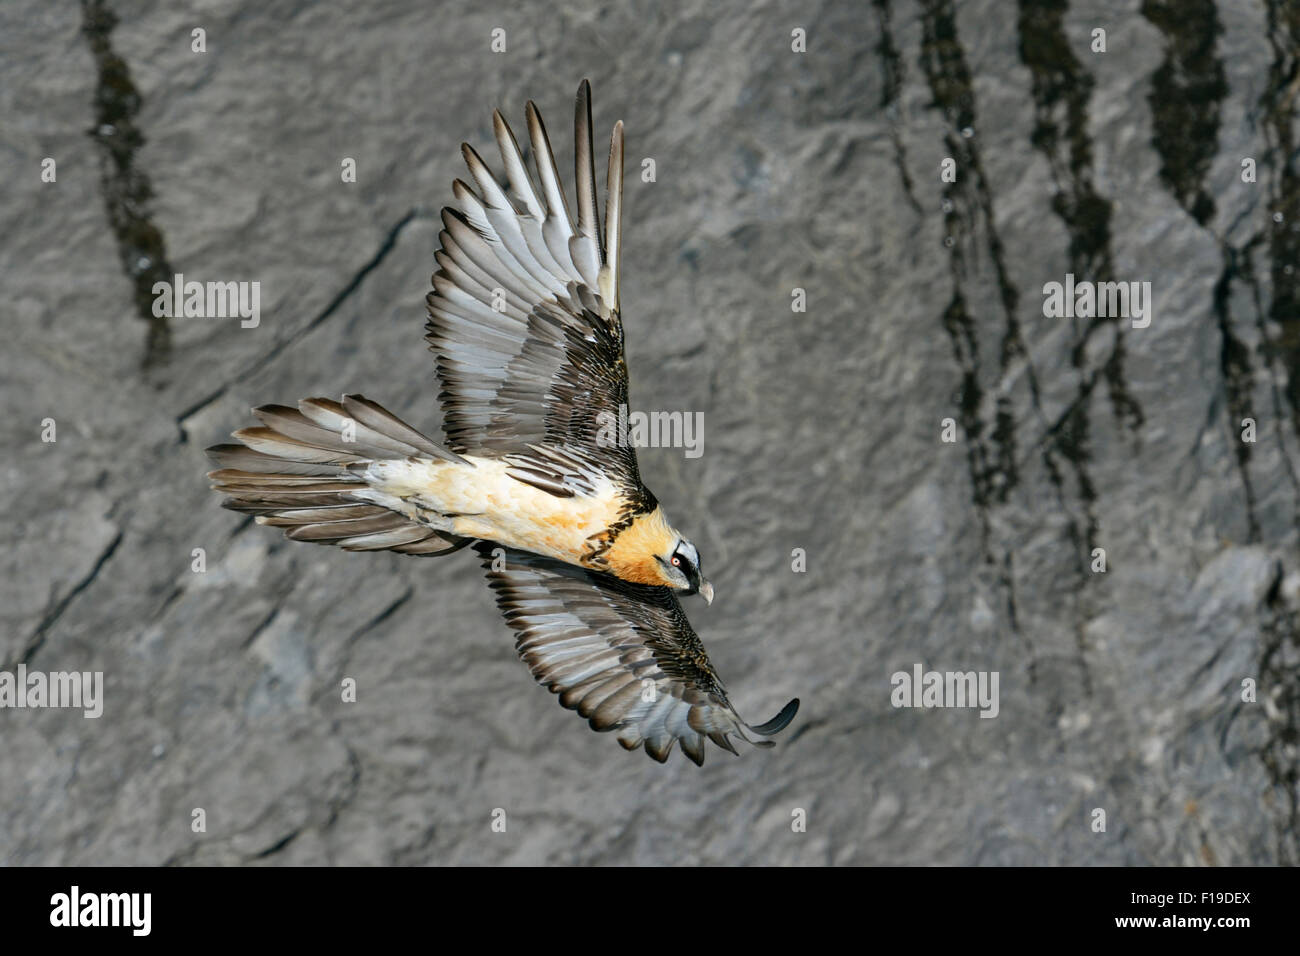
[1,0,1297,865]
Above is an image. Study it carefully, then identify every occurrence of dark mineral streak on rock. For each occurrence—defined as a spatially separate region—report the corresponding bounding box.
[1141,0,1260,536]
[1141,0,1228,228]
[919,0,1025,514]
[1262,3,1300,439]
[1212,246,1261,540]
[873,0,921,215]
[941,289,991,517]
[1018,0,1142,442]
[1257,0,1300,867]
[1236,238,1300,530]
[919,0,1033,666]
[81,0,175,372]
[1259,563,1300,865]
[1016,0,1140,562]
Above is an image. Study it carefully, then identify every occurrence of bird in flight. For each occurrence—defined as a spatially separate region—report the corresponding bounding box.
[206,80,798,764]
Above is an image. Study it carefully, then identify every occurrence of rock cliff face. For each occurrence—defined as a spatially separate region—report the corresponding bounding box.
[1,0,1296,864]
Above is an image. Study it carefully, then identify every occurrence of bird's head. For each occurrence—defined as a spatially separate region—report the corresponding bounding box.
[601,507,714,602]
[654,537,713,604]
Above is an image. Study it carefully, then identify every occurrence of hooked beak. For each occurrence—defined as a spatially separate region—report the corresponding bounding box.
[698,578,714,605]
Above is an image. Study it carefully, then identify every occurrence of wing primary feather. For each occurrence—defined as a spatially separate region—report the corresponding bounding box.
[492,109,546,222]
[679,733,706,767]
[644,735,675,763]
[707,731,740,755]
[748,698,801,736]
[526,100,571,223]
[574,78,601,252]
[525,99,582,281]
[601,119,623,314]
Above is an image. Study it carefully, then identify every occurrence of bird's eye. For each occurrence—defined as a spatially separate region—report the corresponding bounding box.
[671,555,681,567]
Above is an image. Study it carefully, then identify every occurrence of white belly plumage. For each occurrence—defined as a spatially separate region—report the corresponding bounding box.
[357,456,621,562]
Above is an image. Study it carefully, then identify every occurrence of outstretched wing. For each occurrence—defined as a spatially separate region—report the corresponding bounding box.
[427,80,642,497]
[477,543,799,765]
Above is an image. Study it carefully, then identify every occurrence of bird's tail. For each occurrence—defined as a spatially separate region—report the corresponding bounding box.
[206,394,472,555]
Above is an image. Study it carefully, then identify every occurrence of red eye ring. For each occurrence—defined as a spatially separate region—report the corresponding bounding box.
[671,556,681,567]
